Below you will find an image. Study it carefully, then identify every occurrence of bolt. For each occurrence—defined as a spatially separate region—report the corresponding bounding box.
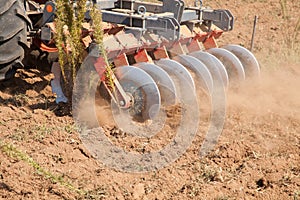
[119,100,125,106]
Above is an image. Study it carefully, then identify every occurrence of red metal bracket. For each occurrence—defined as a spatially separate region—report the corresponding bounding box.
[153,46,169,60]
[187,39,202,53]
[202,30,223,50]
[203,36,218,49]
[168,42,185,57]
[94,56,107,81]
[134,49,153,63]
[113,53,129,67]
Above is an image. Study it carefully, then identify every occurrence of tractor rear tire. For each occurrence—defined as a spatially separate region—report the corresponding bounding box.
[0,0,28,81]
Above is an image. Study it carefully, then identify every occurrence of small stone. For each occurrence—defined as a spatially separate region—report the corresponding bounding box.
[256,177,269,189]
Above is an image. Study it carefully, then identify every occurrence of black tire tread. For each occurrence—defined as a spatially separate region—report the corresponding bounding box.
[0,0,17,15]
[0,0,28,81]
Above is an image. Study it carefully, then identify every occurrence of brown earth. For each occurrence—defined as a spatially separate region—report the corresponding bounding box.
[1,0,300,199]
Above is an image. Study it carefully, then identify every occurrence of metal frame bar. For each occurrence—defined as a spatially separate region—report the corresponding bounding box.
[101,10,180,41]
[102,0,234,32]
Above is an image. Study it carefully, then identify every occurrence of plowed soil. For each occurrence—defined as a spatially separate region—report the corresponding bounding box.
[1,0,300,199]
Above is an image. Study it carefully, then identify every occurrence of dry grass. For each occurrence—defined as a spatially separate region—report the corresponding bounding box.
[55,0,86,85]
[279,0,300,62]
[0,140,86,196]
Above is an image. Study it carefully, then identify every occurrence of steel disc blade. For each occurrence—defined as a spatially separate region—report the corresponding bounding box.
[114,65,161,121]
[190,51,229,88]
[173,55,213,95]
[155,59,196,101]
[207,48,245,82]
[135,62,177,105]
[222,44,260,78]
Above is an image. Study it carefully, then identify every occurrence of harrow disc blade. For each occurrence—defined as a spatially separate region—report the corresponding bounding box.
[114,66,161,121]
[207,48,245,82]
[135,62,177,105]
[173,55,213,95]
[222,44,260,78]
[155,59,196,100]
[189,51,229,88]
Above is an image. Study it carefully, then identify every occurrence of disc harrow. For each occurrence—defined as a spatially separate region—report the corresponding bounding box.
[72,0,260,129]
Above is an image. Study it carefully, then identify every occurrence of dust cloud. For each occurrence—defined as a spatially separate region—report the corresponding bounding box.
[227,64,300,120]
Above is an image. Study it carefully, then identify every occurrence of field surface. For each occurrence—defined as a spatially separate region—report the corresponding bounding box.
[0,0,299,199]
